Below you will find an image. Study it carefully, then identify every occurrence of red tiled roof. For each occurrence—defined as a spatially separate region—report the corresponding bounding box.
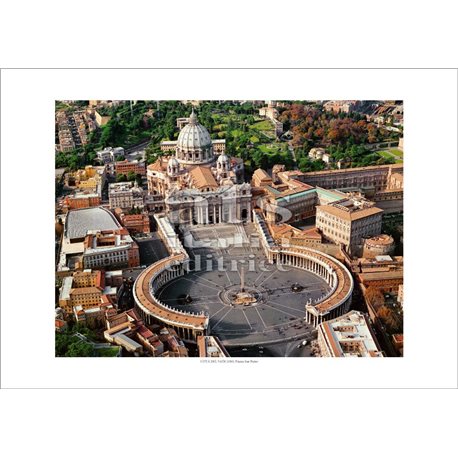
[392,334,404,343]
[137,324,154,339]
[126,309,141,321]
[189,166,218,189]
[100,294,112,305]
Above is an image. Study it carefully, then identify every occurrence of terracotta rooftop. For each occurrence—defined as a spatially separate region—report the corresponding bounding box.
[73,269,103,286]
[300,163,403,176]
[105,321,136,336]
[365,234,394,246]
[289,179,314,189]
[251,187,267,197]
[122,213,147,222]
[100,294,112,305]
[197,335,207,356]
[278,182,314,198]
[55,319,66,328]
[70,286,102,295]
[357,270,404,282]
[268,223,292,238]
[392,334,404,344]
[253,168,272,181]
[137,324,154,340]
[301,227,322,239]
[126,309,141,321]
[316,204,383,221]
[321,322,344,357]
[189,166,218,189]
[268,223,321,241]
[148,158,167,172]
[107,312,128,327]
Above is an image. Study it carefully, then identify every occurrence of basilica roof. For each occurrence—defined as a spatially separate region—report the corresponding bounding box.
[189,166,218,190]
[148,158,167,172]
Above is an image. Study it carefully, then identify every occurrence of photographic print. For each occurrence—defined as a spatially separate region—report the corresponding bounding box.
[55,100,404,358]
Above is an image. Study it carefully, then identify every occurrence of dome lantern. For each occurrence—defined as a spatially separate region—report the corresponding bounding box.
[189,107,197,125]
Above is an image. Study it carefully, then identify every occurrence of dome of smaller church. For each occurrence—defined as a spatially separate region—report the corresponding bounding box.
[217,153,229,164]
[168,157,179,167]
[167,156,180,176]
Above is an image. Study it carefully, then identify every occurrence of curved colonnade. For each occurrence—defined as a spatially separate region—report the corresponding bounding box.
[269,247,354,327]
[133,253,209,342]
[133,212,354,343]
[133,239,354,338]
[254,210,354,327]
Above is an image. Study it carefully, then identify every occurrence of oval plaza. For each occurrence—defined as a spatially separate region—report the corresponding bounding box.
[132,212,354,347]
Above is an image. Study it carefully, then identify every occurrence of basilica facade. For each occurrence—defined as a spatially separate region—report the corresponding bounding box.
[146,110,252,225]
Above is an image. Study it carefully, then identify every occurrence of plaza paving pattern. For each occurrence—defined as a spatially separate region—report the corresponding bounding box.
[156,224,328,347]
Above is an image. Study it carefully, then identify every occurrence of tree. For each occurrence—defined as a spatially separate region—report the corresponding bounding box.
[100,123,113,147]
[298,157,313,172]
[74,100,89,107]
[378,305,400,333]
[365,287,384,308]
[129,206,142,215]
[116,173,127,182]
[145,143,163,165]
[55,332,72,356]
[297,157,326,173]
[73,323,97,341]
[367,124,378,143]
[127,171,137,182]
[85,150,97,165]
[68,154,81,171]
[251,149,269,170]
[66,340,94,357]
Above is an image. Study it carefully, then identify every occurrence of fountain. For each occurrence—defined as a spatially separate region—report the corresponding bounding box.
[291,282,304,292]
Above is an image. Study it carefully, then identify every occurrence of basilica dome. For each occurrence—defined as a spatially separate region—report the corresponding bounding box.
[176,110,214,165]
